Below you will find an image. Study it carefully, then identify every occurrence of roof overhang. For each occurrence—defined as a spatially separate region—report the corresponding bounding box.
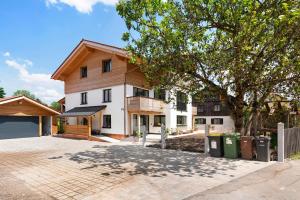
[51,39,129,81]
[0,96,61,115]
[60,105,107,117]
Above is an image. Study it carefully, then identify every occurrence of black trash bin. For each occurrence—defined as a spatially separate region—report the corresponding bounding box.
[208,133,224,157]
[255,136,271,162]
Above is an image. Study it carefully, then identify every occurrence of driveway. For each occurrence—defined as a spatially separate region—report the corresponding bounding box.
[0,137,272,200]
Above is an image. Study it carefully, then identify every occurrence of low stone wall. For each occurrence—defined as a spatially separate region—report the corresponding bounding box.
[147,134,205,153]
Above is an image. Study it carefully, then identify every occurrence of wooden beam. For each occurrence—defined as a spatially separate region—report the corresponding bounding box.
[39,116,42,137]
[88,116,92,138]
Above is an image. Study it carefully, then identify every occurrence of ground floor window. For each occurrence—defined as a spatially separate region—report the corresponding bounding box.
[103,115,111,128]
[195,118,206,124]
[177,115,187,126]
[154,115,166,127]
[211,118,223,125]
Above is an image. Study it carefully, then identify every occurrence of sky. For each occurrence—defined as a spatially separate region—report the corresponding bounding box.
[0,0,126,104]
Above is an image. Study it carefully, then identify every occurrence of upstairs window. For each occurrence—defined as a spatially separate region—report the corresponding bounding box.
[154,89,166,101]
[214,104,221,112]
[103,89,112,103]
[133,87,149,97]
[81,92,87,105]
[211,118,223,125]
[102,59,112,73]
[80,66,87,78]
[195,118,206,124]
[177,91,187,111]
[154,115,166,127]
[103,115,111,128]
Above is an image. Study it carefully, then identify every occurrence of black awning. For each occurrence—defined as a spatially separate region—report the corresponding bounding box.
[60,106,106,117]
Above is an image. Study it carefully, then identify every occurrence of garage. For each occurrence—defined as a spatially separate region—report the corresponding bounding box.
[0,96,60,140]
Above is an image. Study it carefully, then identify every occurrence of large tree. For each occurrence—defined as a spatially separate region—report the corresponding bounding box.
[13,90,36,100]
[0,87,5,98]
[117,0,300,135]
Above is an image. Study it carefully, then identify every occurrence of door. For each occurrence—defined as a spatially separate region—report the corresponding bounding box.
[140,115,149,133]
[0,116,39,139]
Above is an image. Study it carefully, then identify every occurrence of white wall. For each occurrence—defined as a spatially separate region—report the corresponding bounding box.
[65,84,125,134]
[194,116,235,133]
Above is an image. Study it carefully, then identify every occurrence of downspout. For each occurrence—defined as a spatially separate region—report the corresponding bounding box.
[124,74,127,136]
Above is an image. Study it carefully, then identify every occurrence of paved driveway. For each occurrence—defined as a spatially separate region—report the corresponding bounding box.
[0,137,273,200]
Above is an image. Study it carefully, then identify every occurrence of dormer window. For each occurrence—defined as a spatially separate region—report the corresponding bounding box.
[214,104,221,112]
[80,66,87,78]
[102,59,112,73]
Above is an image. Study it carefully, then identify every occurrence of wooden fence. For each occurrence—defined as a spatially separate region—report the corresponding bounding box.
[284,127,300,158]
[64,125,89,136]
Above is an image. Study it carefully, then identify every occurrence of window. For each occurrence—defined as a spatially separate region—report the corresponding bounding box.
[177,115,187,126]
[177,91,187,111]
[211,118,223,125]
[197,105,204,113]
[195,118,206,124]
[82,118,88,125]
[80,66,87,78]
[133,87,149,97]
[103,115,111,128]
[154,115,166,127]
[103,89,111,102]
[154,89,166,101]
[214,104,221,112]
[102,59,112,73]
[81,92,87,105]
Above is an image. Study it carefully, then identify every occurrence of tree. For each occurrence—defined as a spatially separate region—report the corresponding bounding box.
[117,0,300,135]
[0,87,5,98]
[13,90,36,100]
[50,101,61,111]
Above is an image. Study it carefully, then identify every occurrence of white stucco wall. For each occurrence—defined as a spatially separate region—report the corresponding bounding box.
[65,84,125,134]
[194,116,235,133]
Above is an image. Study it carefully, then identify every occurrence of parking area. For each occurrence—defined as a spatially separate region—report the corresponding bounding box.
[0,137,273,200]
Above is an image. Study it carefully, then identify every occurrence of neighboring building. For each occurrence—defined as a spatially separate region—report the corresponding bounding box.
[193,95,235,133]
[51,39,197,139]
[0,96,60,139]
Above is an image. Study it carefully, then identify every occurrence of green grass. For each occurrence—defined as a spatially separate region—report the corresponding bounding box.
[290,152,300,160]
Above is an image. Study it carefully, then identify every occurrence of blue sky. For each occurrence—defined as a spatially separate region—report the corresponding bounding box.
[0,0,126,104]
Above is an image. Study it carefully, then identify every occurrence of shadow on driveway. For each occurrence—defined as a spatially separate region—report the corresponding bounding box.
[64,144,256,178]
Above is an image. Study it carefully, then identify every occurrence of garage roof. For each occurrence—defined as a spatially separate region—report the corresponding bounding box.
[60,106,107,117]
[0,96,61,115]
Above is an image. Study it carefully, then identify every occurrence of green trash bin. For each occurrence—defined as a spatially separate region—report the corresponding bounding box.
[223,133,240,159]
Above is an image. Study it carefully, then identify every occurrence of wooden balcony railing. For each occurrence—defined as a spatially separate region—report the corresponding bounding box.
[127,96,166,113]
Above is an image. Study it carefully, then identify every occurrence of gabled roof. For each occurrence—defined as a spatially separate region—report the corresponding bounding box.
[51,39,128,80]
[60,106,106,117]
[0,96,61,115]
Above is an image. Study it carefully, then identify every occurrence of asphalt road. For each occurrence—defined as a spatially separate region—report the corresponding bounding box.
[185,160,300,200]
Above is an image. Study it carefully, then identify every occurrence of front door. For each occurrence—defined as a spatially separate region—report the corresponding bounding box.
[132,114,149,134]
[140,115,149,133]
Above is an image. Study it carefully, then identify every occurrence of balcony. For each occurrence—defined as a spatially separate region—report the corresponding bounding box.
[127,96,166,113]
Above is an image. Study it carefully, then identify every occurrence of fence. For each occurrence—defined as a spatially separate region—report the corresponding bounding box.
[284,127,300,158]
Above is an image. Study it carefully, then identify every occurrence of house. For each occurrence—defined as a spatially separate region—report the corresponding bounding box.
[51,39,197,140]
[0,96,60,139]
[193,94,235,133]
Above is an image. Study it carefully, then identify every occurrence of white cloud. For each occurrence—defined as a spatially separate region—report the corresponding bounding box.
[45,0,118,13]
[5,58,63,103]
[3,51,10,57]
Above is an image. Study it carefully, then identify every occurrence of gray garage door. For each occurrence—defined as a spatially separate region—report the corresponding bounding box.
[0,116,38,139]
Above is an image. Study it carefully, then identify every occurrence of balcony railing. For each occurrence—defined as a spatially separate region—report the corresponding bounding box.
[127,96,166,113]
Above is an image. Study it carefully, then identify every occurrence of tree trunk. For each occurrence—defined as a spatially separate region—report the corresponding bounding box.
[234,93,245,134]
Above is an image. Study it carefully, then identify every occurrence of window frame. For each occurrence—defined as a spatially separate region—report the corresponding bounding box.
[214,104,221,112]
[154,115,166,127]
[195,118,206,125]
[80,66,88,78]
[80,92,87,105]
[102,115,112,128]
[102,59,112,73]
[211,118,223,125]
[176,91,187,111]
[177,115,187,126]
[154,89,166,101]
[103,89,112,103]
[133,87,149,97]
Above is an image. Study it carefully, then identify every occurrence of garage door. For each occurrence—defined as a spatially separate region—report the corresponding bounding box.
[0,116,38,139]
